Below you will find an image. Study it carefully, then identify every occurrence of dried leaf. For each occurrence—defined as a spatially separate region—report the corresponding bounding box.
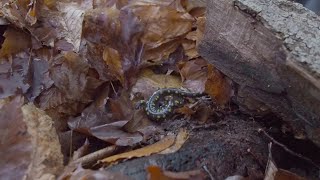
[108,91,134,121]
[26,58,54,101]
[265,143,306,180]
[90,121,143,146]
[0,55,31,99]
[182,39,199,59]
[160,128,189,154]
[1,0,93,51]
[0,96,30,180]
[175,106,196,119]
[178,58,207,93]
[0,28,31,58]
[26,1,37,25]
[103,47,124,84]
[195,17,206,47]
[68,106,113,134]
[21,103,64,179]
[205,64,233,105]
[100,134,176,164]
[128,2,194,48]
[131,69,182,99]
[39,52,103,115]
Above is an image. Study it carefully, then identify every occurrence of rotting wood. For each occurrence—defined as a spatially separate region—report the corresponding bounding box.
[199,0,320,146]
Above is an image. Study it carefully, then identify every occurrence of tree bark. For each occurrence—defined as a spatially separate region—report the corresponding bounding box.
[199,0,320,146]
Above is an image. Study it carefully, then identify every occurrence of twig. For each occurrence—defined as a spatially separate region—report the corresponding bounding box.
[258,128,320,169]
[73,145,117,167]
[202,165,215,180]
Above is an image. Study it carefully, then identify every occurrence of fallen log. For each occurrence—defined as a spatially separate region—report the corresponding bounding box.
[199,0,320,146]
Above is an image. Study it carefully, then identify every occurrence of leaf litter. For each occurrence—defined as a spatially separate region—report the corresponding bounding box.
[0,0,315,179]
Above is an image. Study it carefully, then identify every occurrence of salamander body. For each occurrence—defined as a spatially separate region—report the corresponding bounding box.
[144,88,206,121]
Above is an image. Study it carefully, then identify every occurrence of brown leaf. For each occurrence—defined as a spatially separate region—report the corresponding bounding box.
[26,0,38,25]
[108,90,134,121]
[90,121,143,146]
[100,134,176,164]
[205,64,233,105]
[103,47,125,84]
[182,39,199,59]
[82,5,143,87]
[68,106,113,135]
[21,103,64,180]
[1,0,93,51]
[26,57,54,101]
[178,58,207,93]
[0,27,31,58]
[131,69,182,99]
[39,52,103,115]
[128,2,194,48]
[160,128,189,154]
[195,17,206,47]
[0,55,31,98]
[175,106,196,119]
[0,96,30,180]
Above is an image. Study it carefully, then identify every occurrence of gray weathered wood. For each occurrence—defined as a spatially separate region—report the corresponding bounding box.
[199,0,320,146]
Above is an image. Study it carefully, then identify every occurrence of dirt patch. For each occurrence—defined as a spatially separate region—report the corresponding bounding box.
[106,115,268,179]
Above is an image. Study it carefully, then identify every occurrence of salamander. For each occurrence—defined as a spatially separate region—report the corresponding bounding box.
[140,88,206,121]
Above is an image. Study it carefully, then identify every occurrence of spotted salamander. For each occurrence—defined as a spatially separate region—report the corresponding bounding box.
[141,88,206,121]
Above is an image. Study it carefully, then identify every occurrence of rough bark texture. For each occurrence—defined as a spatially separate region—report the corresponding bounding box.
[199,0,320,146]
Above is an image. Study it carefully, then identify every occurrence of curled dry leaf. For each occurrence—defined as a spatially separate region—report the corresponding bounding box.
[100,134,176,165]
[160,128,189,154]
[21,103,64,180]
[147,166,206,180]
[0,96,30,180]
